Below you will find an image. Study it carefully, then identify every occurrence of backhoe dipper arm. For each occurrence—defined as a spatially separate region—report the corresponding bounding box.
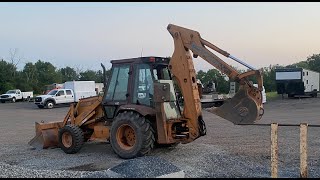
[167,24,264,126]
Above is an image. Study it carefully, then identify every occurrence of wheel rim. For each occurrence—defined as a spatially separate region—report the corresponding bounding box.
[47,102,53,108]
[62,132,72,148]
[116,124,136,150]
[12,98,15,102]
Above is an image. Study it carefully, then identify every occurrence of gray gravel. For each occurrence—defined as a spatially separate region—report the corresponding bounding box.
[108,156,182,178]
[0,161,84,178]
[0,98,320,178]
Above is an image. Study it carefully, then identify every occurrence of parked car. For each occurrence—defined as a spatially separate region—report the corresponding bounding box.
[0,89,33,103]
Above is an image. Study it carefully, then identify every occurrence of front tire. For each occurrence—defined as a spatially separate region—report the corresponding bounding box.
[110,111,155,159]
[45,100,54,109]
[11,97,16,103]
[38,105,44,109]
[58,125,84,154]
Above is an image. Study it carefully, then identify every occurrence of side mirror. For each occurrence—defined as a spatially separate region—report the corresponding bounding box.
[56,94,60,96]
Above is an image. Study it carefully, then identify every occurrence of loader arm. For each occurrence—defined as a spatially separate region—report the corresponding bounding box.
[167,24,264,125]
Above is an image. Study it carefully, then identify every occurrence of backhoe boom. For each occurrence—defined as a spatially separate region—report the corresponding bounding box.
[167,24,264,125]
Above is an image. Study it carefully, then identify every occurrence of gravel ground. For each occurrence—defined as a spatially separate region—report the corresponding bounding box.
[0,97,319,178]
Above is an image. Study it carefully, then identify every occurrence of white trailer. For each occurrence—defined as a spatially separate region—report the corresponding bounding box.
[275,68,319,98]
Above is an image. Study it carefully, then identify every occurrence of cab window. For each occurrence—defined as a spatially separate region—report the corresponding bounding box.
[58,90,65,96]
[133,64,153,106]
[105,65,130,101]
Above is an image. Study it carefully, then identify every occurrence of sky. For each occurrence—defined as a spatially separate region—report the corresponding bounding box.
[1,2,320,72]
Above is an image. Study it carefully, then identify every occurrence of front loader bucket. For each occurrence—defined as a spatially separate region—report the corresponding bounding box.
[28,121,63,149]
[206,84,264,125]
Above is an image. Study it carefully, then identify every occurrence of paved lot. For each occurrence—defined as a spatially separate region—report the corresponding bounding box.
[0,97,319,178]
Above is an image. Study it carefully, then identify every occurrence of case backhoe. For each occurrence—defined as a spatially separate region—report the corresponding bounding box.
[28,24,264,159]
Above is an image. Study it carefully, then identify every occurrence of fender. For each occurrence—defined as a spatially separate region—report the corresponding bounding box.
[44,97,56,105]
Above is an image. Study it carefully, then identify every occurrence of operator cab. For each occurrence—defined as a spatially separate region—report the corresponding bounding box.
[101,56,174,119]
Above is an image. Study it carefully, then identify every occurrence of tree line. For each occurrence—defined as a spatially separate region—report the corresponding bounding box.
[0,59,111,94]
[196,53,320,93]
[1,53,320,95]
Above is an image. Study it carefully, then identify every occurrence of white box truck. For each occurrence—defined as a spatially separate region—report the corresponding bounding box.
[275,68,319,98]
[64,81,97,101]
[95,83,104,95]
[34,81,97,109]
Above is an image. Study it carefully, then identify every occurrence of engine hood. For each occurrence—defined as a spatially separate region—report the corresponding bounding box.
[1,93,14,96]
[36,95,55,99]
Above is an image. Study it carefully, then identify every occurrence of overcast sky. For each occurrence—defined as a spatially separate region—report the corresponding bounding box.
[1,2,320,72]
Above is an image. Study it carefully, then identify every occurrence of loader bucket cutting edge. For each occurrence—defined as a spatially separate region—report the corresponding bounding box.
[28,121,63,149]
[205,86,264,125]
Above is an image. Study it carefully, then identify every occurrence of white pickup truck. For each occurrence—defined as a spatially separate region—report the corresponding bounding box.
[0,89,33,103]
[34,81,97,109]
[34,89,75,109]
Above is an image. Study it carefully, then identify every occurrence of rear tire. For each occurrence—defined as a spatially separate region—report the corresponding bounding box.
[110,111,155,159]
[45,100,54,109]
[58,125,84,154]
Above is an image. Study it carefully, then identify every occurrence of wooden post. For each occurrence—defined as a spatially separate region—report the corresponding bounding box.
[271,123,278,178]
[300,123,308,178]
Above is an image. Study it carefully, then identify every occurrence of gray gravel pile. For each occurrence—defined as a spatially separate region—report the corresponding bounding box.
[0,162,85,178]
[108,156,182,178]
[0,161,122,178]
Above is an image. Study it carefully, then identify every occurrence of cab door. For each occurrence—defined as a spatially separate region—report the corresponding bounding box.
[16,90,22,100]
[55,90,66,104]
[65,89,74,103]
[132,64,154,107]
[103,64,130,119]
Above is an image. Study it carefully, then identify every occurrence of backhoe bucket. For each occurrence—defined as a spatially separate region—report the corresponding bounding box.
[206,84,264,125]
[28,121,63,149]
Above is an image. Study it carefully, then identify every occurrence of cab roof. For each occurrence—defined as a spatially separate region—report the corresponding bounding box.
[110,56,170,65]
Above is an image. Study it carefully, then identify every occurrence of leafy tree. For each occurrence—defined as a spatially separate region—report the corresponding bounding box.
[196,68,230,94]
[33,60,62,93]
[196,70,206,83]
[0,59,16,93]
[261,65,276,92]
[23,62,37,84]
[286,61,309,69]
[306,54,320,72]
[79,70,99,82]
[14,71,33,92]
[59,66,79,82]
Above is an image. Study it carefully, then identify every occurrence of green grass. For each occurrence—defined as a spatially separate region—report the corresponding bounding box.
[266,91,279,101]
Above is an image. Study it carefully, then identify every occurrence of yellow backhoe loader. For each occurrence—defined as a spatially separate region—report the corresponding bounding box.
[28,24,264,159]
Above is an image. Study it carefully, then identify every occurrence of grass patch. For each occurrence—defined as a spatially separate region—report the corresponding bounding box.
[266,91,279,101]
